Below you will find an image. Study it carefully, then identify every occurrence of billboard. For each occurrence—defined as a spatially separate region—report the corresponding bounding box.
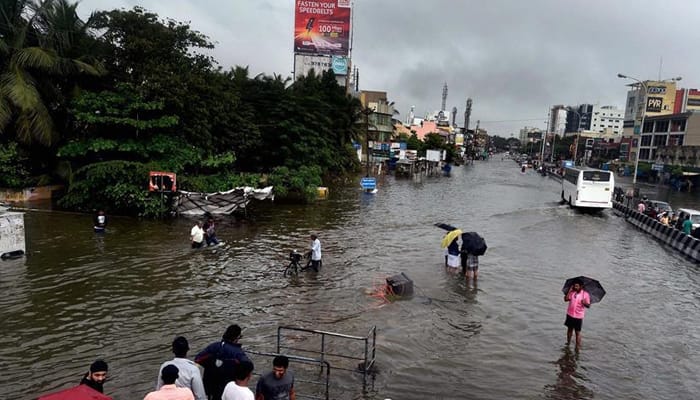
[294,0,351,56]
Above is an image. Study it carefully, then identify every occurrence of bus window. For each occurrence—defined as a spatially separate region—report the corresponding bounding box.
[583,171,610,182]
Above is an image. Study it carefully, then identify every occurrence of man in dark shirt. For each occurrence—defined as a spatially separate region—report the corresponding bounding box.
[80,359,108,393]
[255,356,295,400]
[195,325,251,400]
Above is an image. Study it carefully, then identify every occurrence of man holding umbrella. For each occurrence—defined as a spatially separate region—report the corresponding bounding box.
[564,278,591,351]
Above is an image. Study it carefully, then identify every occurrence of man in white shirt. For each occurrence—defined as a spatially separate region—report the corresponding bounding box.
[156,336,206,400]
[191,221,204,249]
[309,234,322,272]
[222,361,254,400]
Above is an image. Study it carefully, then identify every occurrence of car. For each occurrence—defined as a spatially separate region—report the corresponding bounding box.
[674,208,700,230]
[644,200,672,217]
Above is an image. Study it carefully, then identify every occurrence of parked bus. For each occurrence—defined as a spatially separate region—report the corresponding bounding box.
[561,167,614,209]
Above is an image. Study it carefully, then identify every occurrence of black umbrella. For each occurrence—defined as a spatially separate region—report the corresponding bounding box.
[460,232,487,256]
[435,223,458,231]
[561,276,606,304]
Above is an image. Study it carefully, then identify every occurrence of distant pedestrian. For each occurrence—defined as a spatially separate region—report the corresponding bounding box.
[94,210,107,232]
[80,359,108,394]
[463,253,479,281]
[145,364,194,400]
[682,215,693,235]
[191,221,204,249]
[203,218,220,246]
[255,356,295,400]
[637,201,646,214]
[308,234,322,272]
[564,278,590,352]
[157,336,206,400]
[222,361,255,400]
[195,325,251,400]
[445,238,460,272]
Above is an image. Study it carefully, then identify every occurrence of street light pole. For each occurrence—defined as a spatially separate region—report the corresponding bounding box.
[617,73,649,187]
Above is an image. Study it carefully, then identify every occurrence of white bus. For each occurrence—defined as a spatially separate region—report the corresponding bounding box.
[561,167,614,209]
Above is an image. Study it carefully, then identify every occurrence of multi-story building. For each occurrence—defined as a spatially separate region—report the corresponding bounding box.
[635,111,700,163]
[519,126,543,143]
[617,80,700,169]
[564,104,593,134]
[359,91,396,143]
[565,104,623,136]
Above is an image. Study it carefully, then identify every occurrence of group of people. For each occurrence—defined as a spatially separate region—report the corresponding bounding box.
[190,217,220,248]
[445,237,479,281]
[636,198,697,236]
[79,325,296,400]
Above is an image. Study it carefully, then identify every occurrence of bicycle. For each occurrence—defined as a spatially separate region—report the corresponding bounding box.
[283,250,310,278]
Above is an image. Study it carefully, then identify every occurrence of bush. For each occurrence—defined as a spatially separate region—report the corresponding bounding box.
[58,160,168,217]
[0,142,32,188]
[268,165,322,202]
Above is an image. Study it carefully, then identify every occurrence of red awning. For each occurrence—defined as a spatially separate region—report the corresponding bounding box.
[38,385,113,400]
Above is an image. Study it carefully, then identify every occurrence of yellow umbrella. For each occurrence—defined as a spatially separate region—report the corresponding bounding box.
[440,229,462,248]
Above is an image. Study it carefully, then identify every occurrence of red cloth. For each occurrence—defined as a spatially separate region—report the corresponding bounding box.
[38,385,112,400]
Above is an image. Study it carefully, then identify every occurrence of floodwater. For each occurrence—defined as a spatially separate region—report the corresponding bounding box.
[1,159,699,400]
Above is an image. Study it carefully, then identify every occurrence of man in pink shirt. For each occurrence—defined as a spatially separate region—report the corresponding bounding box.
[144,364,194,400]
[564,278,590,351]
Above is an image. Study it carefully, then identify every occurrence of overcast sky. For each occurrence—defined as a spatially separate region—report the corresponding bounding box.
[80,0,700,136]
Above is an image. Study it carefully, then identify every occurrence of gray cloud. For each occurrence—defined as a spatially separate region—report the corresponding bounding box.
[82,0,700,136]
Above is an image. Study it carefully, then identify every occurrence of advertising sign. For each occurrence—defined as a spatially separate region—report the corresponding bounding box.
[294,54,332,78]
[294,0,351,56]
[331,56,348,75]
[646,97,663,113]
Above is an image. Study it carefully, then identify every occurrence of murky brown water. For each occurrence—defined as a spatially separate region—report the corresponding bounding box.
[1,159,699,400]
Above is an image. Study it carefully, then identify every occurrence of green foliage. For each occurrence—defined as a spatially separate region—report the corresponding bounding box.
[58,160,166,217]
[0,141,31,187]
[71,85,179,130]
[268,166,322,202]
[406,133,422,151]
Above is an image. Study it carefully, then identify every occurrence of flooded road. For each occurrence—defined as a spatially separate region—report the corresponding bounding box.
[1,159,698,400]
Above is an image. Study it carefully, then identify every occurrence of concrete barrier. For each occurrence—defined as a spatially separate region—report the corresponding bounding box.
[614,201,700,262]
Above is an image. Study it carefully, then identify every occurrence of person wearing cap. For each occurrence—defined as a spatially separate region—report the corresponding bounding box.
[157,336,206,400]
[80,359,108,393]
[195,325,252,400]
[222,361,254,400]
[145,364,195,400]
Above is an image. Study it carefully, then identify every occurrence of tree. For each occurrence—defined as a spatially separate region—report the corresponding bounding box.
[0,0,103,146]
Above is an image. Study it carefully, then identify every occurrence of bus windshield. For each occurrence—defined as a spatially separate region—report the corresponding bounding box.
[582,171,611,182]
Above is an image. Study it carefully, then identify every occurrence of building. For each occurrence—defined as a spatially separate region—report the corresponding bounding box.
[564,104,593,133]
[565,104,623,137]
[619,80,700,164]
[634,111,700,162]
[359,91,396,143]
[519,126,543,143]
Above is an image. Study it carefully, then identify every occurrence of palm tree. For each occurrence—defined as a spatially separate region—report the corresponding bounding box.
[0,0,102,146]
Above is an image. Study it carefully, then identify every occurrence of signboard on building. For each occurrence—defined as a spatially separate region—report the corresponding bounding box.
[331,56,348,75]
[646,97,663,113]
[294,0,351,56]
[294,54,332,77]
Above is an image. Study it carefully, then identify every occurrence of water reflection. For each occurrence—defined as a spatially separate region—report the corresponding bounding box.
[544,346,594,400]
